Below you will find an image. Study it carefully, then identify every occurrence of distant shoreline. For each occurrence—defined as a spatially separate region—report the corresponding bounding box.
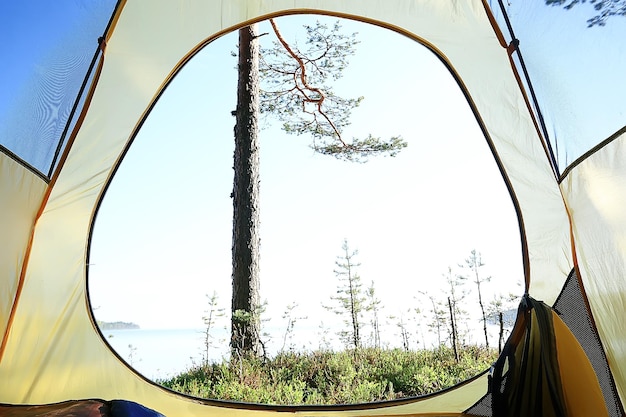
[98,320,140,330]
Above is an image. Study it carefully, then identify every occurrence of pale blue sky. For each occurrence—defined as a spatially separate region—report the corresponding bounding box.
[88,16,523,351]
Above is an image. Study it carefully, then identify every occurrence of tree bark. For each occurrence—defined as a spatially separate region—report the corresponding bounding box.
[498,311,504,353]
[448,297,459,362]
[231,24,261,356]
[477,280,489,349]
[471,251,490,349]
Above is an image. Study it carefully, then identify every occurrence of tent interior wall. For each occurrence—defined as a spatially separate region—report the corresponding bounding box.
[1,1,625,416]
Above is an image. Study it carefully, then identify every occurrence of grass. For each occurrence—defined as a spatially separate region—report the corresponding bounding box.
[159,345,497,405]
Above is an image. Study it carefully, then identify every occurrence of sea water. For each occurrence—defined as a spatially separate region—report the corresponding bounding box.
[101,324,333,381]
[102,328,229,380]
[102,323,511,382]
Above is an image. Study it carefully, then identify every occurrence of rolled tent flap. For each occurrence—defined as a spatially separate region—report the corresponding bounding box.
[490,295,607,417]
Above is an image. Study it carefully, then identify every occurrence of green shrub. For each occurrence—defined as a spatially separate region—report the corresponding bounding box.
[158,346,498,405]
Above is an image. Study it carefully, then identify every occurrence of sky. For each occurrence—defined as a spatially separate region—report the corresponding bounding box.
[87,15,524,353]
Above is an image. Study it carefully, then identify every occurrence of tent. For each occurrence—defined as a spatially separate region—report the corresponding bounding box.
[1,1,625,416]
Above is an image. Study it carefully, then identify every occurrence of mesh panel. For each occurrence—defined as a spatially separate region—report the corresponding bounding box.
[0,1,117,177]
[465,268,623,416]
[488,0,626,171]
[553,269,623,417]
[465,392,492,417]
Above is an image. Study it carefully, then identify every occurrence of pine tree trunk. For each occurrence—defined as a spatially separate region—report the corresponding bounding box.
[231,24,261,356]
[349,271,360,349]
[448,297,459,362]
[477,285,489,349]
[498,311,504,353]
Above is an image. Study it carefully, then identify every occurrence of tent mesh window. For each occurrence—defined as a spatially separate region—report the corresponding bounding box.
[0,2,117,177]
[465,390,492,417]
[553,269,623,417]
[465,268,623,417]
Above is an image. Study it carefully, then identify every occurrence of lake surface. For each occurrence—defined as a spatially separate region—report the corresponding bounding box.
[102,328,228,380]
[102,321,511,381]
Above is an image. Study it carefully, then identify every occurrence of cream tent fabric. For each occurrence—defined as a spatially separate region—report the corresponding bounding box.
[561,130,626,404]
[0,1,624,416]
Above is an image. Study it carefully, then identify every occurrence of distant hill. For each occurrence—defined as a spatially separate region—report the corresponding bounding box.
[97,320,140,330]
